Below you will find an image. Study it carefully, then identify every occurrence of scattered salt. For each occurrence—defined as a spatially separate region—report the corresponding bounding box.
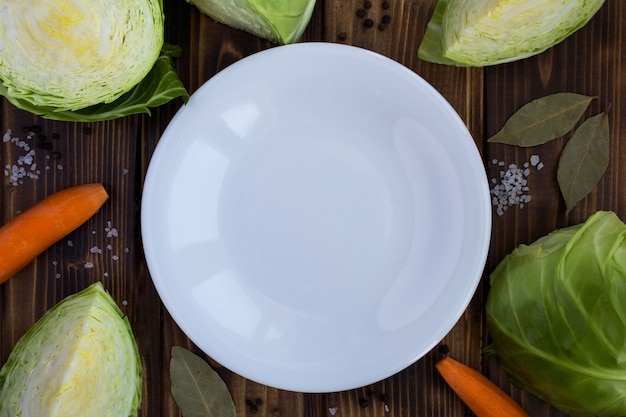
[84,262,94,269]
[112,255,119,261]
[489,155,542,216]
[67,240,74,247]
[2,127,62,185]
[329,408,338,416]
[55,273,61,279]
[90,246,102,254]
[122,300,128,306]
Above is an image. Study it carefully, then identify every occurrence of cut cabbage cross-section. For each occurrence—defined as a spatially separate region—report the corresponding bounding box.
[418,0,606,66]
[0,282,142,417]
[0,0,188,121]
[0,0,162,110]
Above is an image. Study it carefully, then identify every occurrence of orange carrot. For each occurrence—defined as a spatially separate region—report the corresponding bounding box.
[0,183,109,283]
[436,356,530,417]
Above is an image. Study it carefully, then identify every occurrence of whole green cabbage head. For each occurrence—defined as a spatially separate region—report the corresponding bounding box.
[0,0,188,121]
[418,0,606,66]
[0,282,142,417]
[486,211,626,417]
[186,0,317,44]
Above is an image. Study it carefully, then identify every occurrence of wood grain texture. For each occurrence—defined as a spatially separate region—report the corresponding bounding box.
[1,1,624,417]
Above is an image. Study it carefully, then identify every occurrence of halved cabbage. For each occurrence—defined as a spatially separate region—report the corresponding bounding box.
[186,0,316,44]
[418,0,606,66]
[0,282,142,417]
[0,0,188,121]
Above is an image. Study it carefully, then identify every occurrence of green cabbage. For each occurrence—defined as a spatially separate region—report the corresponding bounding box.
[186,0,316,44]
[486,211,626,417]
[0,0,188,121]
[0,282,142,417]
[418,0,605,66]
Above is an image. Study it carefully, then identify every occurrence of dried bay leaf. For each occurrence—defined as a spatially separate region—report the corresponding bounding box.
[557,112,610,214]
[488,93,594,146]
[170,346,236,417]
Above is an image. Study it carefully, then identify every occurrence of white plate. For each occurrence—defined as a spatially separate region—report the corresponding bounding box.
[141,43,491,393]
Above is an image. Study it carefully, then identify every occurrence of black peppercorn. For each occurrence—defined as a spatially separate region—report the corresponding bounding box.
[364,18,374,28]
[356,8,366,17]
[364,0,372,8]
[52,132,61,140]
[337,32,348,41]
[382,1,390,9]
[382,14,392,23]
[359,398,369,408]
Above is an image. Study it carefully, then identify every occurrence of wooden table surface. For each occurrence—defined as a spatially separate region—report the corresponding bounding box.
[1,1,624,416]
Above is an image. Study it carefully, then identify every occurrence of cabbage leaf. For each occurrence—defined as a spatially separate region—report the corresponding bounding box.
[418,0,606,66]
[486,211,626,416]
[0,282,142,417]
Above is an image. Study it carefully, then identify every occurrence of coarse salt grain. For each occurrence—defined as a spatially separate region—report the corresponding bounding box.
[84,262,94,269]
[105,221,118,238]
[329,408,338,416]
[530,154,540,166]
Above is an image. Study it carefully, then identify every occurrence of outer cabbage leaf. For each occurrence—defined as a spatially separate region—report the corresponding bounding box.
[1,48,190,122]
[418,0,605,66]
[186,0,316,44]
[486,211,626,417]
[0,282,142,417]
[0,0,188,120]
